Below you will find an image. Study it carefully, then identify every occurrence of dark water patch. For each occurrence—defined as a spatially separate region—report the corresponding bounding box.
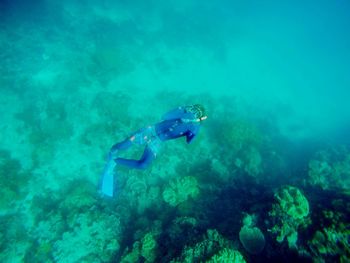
[115,204,176,261]
[304,186,350,224]
[297,186,350,262]
[328,125,350,146]
[0,0,65,26]
[204,182,273,235]
[155,212,206,262]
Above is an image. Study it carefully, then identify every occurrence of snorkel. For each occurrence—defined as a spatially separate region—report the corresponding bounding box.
[199,115,207,121]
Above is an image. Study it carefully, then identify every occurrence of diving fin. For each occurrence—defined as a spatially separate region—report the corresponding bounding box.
[100,159,116,197]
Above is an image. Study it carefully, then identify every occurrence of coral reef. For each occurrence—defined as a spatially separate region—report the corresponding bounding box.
[120,226,161,263]
[26,179,122,263]
[207,248,246,263]
[239,214,265,254]
[87,45,135,85]
[123,174,161,214]
[171,229,244,262]
[224,121,263,153]
[141,233,158,262]
[167,216,198,245]
[235,146,263,177]
[59,180,98,213]
[306,198,350,263]
[0,150,29,212]
[15,98,74,147]
[162,176,200,207]
[2,2,350,262]
[52,212,121,263]
[269,186,311,248]
[308,146,350,191]
[0,213,31,263]
[214,120,269,181]
[309,228,350,263]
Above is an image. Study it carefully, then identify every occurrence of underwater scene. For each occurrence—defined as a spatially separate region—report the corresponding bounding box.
[1,0,350,262]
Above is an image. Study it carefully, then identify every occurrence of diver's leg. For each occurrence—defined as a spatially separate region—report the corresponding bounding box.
[100,137,134,196]
[99,156,116,197]
[115,146,156,170]
[100,130,145,196]
[110,138,133,152]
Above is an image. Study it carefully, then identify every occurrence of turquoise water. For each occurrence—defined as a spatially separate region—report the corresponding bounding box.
[1,1,349,262]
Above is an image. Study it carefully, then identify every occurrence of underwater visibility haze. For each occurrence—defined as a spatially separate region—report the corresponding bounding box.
[1,0,350,262]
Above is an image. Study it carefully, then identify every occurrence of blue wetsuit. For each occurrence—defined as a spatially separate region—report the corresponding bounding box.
[110,106,201,169]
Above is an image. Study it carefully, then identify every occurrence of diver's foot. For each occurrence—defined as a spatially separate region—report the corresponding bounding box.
[100,160,116,197]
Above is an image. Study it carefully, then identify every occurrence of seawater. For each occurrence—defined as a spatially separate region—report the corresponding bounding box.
[0,1,349,262]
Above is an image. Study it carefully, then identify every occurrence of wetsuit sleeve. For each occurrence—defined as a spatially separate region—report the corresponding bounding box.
[186,125,200,144]
[162,107,186,120]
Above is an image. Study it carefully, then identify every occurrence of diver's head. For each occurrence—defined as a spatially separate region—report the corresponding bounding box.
[185,104,207,122]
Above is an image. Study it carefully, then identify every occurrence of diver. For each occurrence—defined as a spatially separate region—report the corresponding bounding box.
[99,104,207,197]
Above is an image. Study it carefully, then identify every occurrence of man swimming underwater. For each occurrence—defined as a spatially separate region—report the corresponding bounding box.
[100,104,207,197]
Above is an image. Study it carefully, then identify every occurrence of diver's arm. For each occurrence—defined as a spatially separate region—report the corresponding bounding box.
[186,132,196,144]
[186,125,200,144]
[109,138,133,158]
[162,107,186,120]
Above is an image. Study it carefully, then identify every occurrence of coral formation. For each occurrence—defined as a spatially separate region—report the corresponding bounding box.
[59,180,98,213]
[124,175,161,214]
[239,214,265,254]
[15,99,74,147]
[173,216,198,227]
[171,229,241,262]
[26,179,122,263]
[239,226,265,254]
[141,232,158,262]
[307,201,350,263]
[269,186,310,248]
[120,231,159,263]
[162,176,200,207]
[207,248,246,263]
[216,120,266,179]
[308,146,350,191]
[88,45,135,84]
[52,212,121,263]
[0,150,30,216]
[234,146,263,177]
[0,213,31,262]
[309,228,350,262]
[224,121,263,153]
[120,241,142,263]
[167,216,198,244]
